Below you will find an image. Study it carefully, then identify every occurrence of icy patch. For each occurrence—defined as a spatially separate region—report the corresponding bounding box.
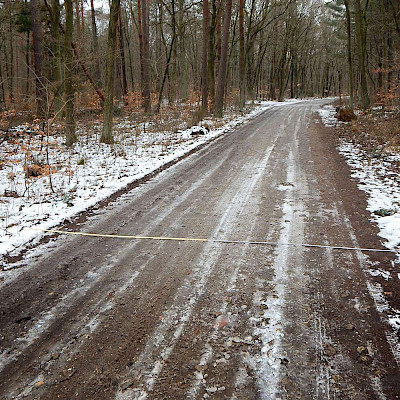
[368,269,391,280]
[318,105,340,127]
[249,149,302,398]
[389,313,400,332]
[367,281,400,363]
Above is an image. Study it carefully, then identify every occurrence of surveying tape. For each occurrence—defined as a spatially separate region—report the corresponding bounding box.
[31,228,397,254]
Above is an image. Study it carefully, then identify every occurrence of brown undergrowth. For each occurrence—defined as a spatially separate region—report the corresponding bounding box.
[336,108,400,155]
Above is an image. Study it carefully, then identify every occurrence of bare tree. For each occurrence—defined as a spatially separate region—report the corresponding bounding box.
[201,0,210,111]
[141,0,151,113]
[90,0,101,84]
[239,0,246,109]
[214,0,233,117]
[49,0,63,114]
[30,0,47,118]
[344,0,354,107]
[101,0,121,144]
[64,0,77,146]
[354,0,370,108]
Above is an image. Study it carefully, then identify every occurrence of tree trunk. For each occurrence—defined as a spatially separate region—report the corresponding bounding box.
[119,7,128,100]
[138,0,144,96]
[90,0,101,84]
[64,0,77,146]
[8,2,14,103]
[141,0,151,113]
[201,0,209,111]
[156,0,176,112]
[74,0,81,37]
[214,0,232,117]
[123,9,135,92]
[101,0,121,144]
[50,0,63,115]
[177,0,188,101]
[354,0,370,109]
[344,0,354,107]
[239,0,245,109]
[208,0,217,105]
[25,32,30,98]
[30,0,47,118]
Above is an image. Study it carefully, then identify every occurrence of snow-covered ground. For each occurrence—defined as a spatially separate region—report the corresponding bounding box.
[0,100,302,267]
[318,105,400,258]
[319,104,400,362]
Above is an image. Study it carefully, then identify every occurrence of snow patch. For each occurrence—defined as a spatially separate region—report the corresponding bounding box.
[338,141,400,256]
[0,100,300,268]
[317,105,340,127]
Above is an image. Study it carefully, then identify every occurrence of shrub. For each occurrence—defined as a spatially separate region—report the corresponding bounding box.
[336,107,357,122]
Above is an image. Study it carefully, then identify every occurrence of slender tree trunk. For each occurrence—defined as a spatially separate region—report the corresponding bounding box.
[386,32,393,92]
[216,0,222,66]
[201,0,209,111]
[90,0,101,83]
[101,0,121,144]
[0,61,4,103]
[64,0,77,146]
[156,0,176,112]
[8,3,14,103]
[80,0,84,31]
[141,0,151,112]
[344,0,354,107]
[138,0,145,96]
[354,0,370,109]
[214,0,232,117]
[177,0,188,101]
[119,8,128,99]
[239,0,245,109]
[123,9,135,91]
[26,32,30,98]
[208,0,217,105]
[50,0,63,114]
[74,0,81,37]
[30,0,47,118]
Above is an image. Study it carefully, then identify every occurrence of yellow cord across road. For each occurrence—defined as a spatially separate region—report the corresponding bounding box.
[31,228,396,254]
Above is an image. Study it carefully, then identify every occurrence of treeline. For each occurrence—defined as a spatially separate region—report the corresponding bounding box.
[0,0,399,144]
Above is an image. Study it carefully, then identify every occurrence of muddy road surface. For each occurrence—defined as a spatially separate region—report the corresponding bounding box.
[1,99,399,399]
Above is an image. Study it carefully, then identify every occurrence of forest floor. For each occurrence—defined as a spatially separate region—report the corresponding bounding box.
[0,99,399,399]
[318,103,400,258]
[0,100,301,271]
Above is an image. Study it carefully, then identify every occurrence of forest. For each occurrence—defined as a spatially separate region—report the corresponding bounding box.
[1,1,400,396]
[0,0,398,144]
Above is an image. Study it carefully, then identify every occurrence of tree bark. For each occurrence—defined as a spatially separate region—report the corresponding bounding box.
[354,0,370,109]
[214,0,233,117]
[30,0,47,118]
[119,7,128,99]
[90,0,101,84]
[141,0,151,113]
[201,0,209,111]
[239,0,245,109]
[208,0,217,105]
[50,0,63,115]
[138,0,145,96]
[101,0,121,144]
[344,0,354,107]
[64,0,77,146]
[156,0,176,112]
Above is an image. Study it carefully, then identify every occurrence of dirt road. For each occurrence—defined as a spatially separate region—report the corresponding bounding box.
[1,100,399,399]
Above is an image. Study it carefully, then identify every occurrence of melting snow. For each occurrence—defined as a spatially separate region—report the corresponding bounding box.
[0,100,302,267]
[318,105,400,258]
